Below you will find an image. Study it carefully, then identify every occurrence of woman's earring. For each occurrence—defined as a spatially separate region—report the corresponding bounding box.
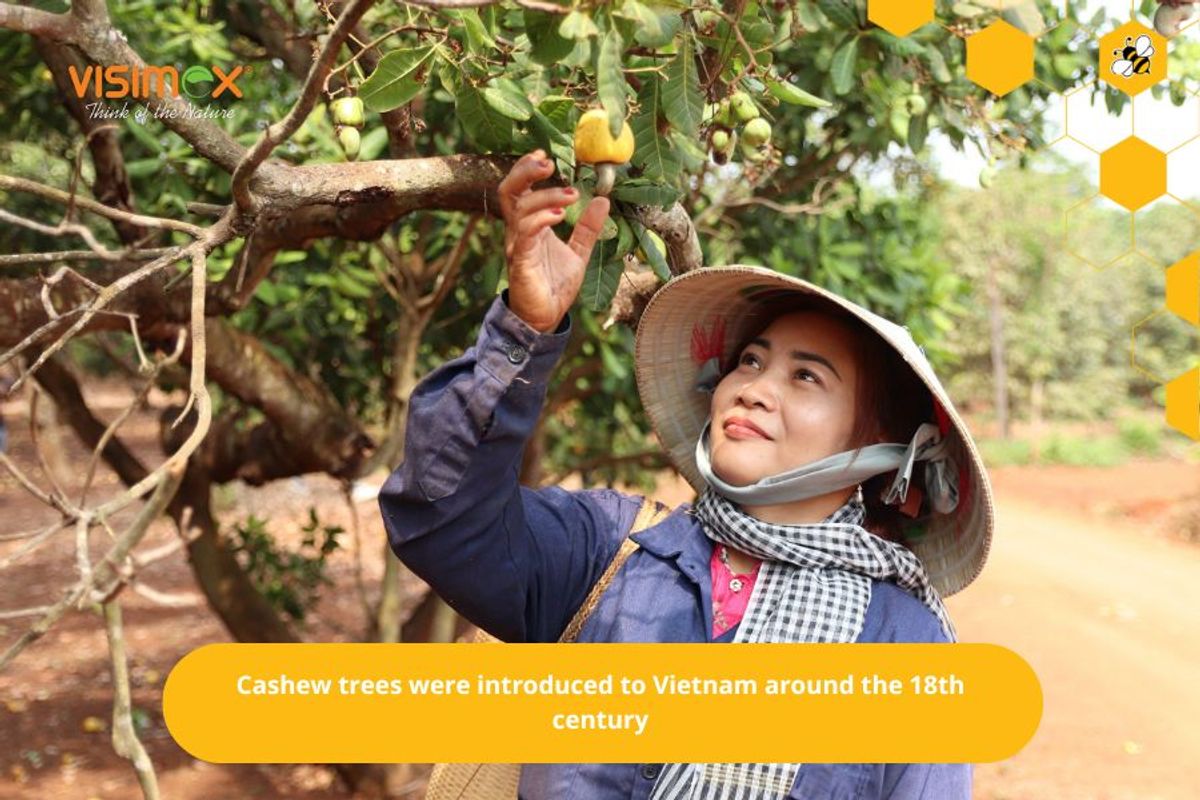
[854,484,864,504]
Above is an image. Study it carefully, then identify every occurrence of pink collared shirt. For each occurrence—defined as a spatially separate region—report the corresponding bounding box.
[710,545,762,638]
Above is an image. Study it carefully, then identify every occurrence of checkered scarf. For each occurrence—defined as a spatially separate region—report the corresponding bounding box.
[647,486,955,800]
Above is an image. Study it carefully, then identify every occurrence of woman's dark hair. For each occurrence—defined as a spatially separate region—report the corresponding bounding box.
[726,294,933,546]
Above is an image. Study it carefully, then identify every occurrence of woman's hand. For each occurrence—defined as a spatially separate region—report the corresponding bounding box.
[499,149,611,333]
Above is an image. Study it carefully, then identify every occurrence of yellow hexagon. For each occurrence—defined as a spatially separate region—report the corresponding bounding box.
[966,20,1035,97]
[1165,367,1199,440]
[1166,251,1200,326]
[868,0,933,37]
[1099,21,1166,97]
[1099,137,1166,212]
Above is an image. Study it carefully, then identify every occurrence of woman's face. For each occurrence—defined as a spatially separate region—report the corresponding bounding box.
[708,310,862,487]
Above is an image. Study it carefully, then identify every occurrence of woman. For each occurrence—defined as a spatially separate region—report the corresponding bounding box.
[378,150,993,799]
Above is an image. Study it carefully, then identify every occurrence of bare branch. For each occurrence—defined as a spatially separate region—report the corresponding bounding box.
[0,518,71,571]
[79,330,186,506]
[0,248,173,267]
[231,0,379,211]
[71,0,110,25]
[126,580,202,608]
[0,207,116,258]
[0,450,65,514]
[0,175,203,237]
[28,387,73,510]
[0,461,184,672]
[100,600,162,798]
[0,606,55,620]
[0,2,78,40]
[401,0,569,11]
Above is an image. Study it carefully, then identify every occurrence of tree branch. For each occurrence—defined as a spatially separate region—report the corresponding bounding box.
[0,2,78,40]
[231,0,379,211]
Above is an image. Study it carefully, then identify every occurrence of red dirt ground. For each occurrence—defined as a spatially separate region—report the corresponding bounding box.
[2,385,1199,799]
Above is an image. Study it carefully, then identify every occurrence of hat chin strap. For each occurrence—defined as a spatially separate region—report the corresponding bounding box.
[694,419,959,512]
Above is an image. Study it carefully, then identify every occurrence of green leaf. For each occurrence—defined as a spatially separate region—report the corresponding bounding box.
[359,46,434,112]
[455,82,513,151]
[559,9,599,39]
[631,73,681,183]
[766,77,832,108]
[451,9,497,53]
[482,77,534,121]
[525,10,575,65]
[615,214,636,258]
[925,45,952,83]
[669,129,707,172]
[611,182,681,208]
[125,119,164,154]
[630,219,671,281]
[663,34,703,139]
[359,125,389,161]
[597,27,627,138]
[907,110,928,154]
[538,95,577,133]
[580,237,622,311]
[951,3,986,18]
[817,0,859,28]
[830,36,858,96]
[618,0,682,49]
[529,109,575,179]
[871,29,926,56]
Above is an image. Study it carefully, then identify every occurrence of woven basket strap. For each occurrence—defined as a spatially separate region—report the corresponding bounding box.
[558,498,669,644]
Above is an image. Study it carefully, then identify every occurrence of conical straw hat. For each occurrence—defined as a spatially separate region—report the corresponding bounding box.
[634,265,993,596]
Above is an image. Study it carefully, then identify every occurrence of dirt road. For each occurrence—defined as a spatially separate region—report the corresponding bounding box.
[952,485,1200,800]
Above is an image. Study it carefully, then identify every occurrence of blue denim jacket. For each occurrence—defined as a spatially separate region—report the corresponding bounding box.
[378,291,972,800]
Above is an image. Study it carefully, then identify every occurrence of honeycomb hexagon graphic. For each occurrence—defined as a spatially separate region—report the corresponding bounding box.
[1166,251,1199,326]
[1165,367,1199,440]
[868,0,933,37]
[1099,21,1166,97]
[1099,137,1166,211]
[966,20,1035,97]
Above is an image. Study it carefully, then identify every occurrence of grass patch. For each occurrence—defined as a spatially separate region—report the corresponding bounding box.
[978,438,1034,467]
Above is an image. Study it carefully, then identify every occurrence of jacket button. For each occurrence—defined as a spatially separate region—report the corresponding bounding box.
[506,343,528,364]
[640,764,660,780]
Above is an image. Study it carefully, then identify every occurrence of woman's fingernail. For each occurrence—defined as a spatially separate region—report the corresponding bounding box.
[565,187,577,196]
[540,159,552,168]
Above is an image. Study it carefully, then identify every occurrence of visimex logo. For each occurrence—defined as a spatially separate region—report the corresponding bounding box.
[68,64,245,100]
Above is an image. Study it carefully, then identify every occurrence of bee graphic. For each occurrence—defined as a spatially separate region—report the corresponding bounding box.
[1111,34,1155,78]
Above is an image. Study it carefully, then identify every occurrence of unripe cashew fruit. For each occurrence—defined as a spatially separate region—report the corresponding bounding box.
[978,165,997,189]
[711,129,730,151]
[337,125,361,161]
[712,129,737,164]
[331,96,365,128]
[694,9,720,33]
[905,93,928,116]
[742,117,772,148]
[715,98,734,127]
[573,108,635,197]
[730,91,759,122]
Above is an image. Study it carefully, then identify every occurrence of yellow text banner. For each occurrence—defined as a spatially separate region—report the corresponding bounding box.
[163,643,1040,763]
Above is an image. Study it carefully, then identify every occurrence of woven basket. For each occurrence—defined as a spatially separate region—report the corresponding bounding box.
[423,498,669,800]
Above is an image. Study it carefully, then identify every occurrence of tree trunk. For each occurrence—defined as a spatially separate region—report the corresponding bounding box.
[375,312,427,644]
[1030,374,1045,461]
[985,257,1010,439]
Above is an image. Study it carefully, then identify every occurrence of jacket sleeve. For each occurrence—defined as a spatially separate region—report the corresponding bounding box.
[377,289,642,644]
[881,762,972,800]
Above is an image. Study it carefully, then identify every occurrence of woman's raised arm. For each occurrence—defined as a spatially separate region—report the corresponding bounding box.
[377,151,637,644]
